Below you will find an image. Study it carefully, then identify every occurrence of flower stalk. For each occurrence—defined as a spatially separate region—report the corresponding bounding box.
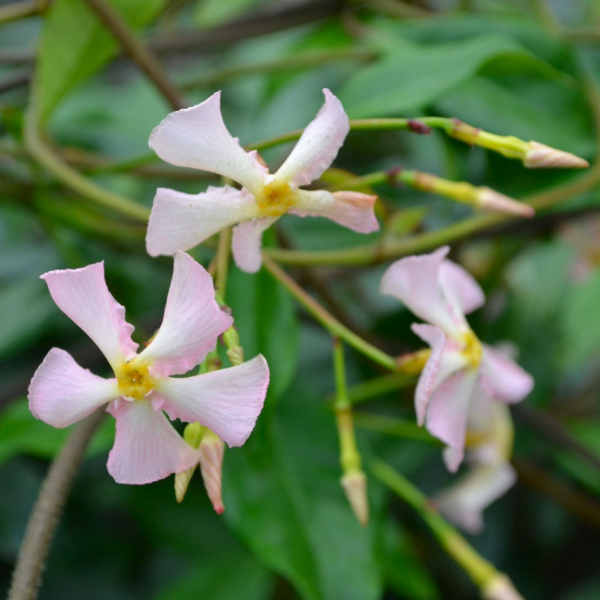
[333,338,369,526]
[372,461,524,600]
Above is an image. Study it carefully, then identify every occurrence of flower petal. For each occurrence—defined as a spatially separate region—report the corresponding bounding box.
[426,368,478,472]
[381,247,467,338]
[146,186,259,257]
[138,253,233,378]
[231,217,278,273]
[481,344,534,403]
[41,263,137,370]
[29,348,118,428]
[439,259,485,315]
[156,355,269,447]
[436,462,516,534]
[274,89,349,187]
[149,92,267,195]
[107,399,199,485]
[291,190,379,234]
[411,324,446,426]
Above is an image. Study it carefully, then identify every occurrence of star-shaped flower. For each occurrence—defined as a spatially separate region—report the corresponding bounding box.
[28,252,269,484]
[146,89,379,272]
[380,246,533,472]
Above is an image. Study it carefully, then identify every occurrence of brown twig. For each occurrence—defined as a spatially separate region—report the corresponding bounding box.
[8,409,106,600]
[82,0,186,110]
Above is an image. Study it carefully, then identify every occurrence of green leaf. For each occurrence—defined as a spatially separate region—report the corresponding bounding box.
[36,0,166,122]
[193,0,263,29]
[223,326,383,600]
[227,258,299,407]
[561,270,600,370]
[0,398,114,466]
[339,34,567,118]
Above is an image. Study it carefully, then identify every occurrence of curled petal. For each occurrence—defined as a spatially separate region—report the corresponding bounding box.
[231,217,279,273]
[481,345,534,403]
[139,253,233,378]
[411,324,446,426]
[149,92,267,194]
[29,348,118,428]
[157,355,270,447]
[107,400,199,485]
[291,190,379,234]
[275,89,350,187]
[380,247,466,337]
[146,186,259,257]
[426,369,478,472]
[42,263,137,369]
[439,259,485,316]
[436,462,516,534]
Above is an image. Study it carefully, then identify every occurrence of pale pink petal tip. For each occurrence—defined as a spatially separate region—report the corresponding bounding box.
[139,251,233,378]
[28,348,118,428]
[524,142,589,169]
[478,188,534,218]
[41,262,137,367]
[107,400,199,485]
[157,355,270,448]
[331,191,379,233]
[231,217,278,273]
[274,88,350,187]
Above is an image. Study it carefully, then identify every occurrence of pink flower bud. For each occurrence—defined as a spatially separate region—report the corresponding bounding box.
[483,575,525,600]
[199,434,225,514]
[524,142,589,169]
[341,471,369,527]
[478,188,534,218]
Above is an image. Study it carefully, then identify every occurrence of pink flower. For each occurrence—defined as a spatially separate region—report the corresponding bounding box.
[146,89,379,272]
[380,246,533,472]
[435,402,516,533]
[28,252,270,485]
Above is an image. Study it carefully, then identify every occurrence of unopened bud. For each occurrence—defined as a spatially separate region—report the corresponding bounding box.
[341,471,369,527]
[199,430,225,514]
[175,423,204,503]
[524,141,589,169]
[482,575,525,600]
[478,188,534,218]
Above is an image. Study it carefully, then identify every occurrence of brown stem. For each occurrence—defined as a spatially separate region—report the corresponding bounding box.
[82,0,186,110]
[8,410,105,600]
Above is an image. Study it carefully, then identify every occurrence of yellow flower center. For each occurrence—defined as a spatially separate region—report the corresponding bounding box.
[461,329,483,369]
[116,361,154,400]
[256,180,296,217]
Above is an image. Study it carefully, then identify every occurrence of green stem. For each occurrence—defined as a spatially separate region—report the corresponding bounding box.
[24,96,150,222]
[0,0,44,25]
[372,460,523,599]
[248,117,451,152]
[354,413,439,444]
[344,372,415,405]
[262,255,398,371]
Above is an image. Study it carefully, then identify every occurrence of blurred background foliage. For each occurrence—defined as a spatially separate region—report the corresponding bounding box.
[2,0,600,598]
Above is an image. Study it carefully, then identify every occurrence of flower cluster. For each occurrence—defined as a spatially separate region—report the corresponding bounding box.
[28,89,537,528]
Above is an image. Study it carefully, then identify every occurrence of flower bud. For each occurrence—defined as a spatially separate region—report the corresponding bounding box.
[482,575,525,600]
[175,422,203,503]
[524,141,589,169]
[477,188,534,218]
[341,471,369,527]
[199,430,225,514]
